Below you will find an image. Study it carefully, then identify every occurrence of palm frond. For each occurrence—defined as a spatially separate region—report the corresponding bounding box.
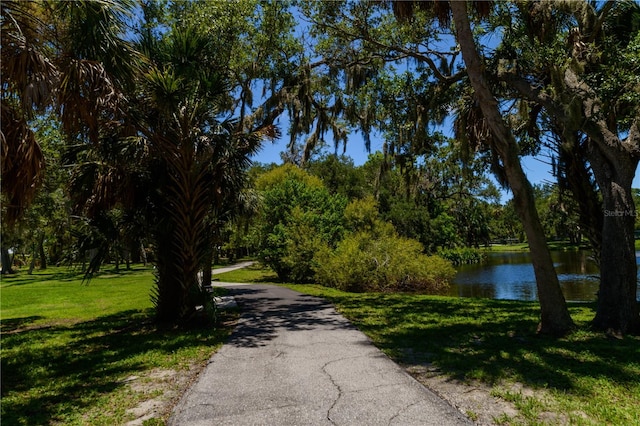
[0,105,45,225]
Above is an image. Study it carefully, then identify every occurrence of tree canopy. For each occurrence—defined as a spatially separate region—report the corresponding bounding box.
[2,0,638,334]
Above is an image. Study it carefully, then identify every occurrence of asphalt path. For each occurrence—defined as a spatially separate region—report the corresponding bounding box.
[169,282,472,426]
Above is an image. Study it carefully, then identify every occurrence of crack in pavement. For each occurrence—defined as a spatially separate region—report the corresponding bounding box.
[387,398,423,426]
[320,353,411,425]
[321,357,348,425]
[170,283,472,426]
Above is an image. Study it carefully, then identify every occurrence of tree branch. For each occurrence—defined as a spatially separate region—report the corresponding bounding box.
[312,18,465,85]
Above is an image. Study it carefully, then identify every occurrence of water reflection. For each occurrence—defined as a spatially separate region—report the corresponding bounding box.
[450,250,640,302]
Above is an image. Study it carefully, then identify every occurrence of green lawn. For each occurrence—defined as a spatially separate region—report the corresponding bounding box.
[1,266,234,425]
[215,266,640,425]
[491,239,640,252]
[487,241,594,252]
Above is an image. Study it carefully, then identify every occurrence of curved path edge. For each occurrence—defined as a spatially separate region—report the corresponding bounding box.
[169,282,472,426]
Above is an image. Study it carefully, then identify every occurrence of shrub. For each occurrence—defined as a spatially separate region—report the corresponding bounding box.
[314,230,455,293]
[256,165,346,282]
[437,247,486,265]
[279,209,328,283]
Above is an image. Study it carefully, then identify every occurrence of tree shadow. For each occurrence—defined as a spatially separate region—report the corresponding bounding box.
[225,285,359,348]
[319,293,640,396]
[0,316,46,333]
[1,265,151,287]
[0,309,232,425]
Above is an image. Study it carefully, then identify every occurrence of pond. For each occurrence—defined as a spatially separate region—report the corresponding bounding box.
[450,250,640,302]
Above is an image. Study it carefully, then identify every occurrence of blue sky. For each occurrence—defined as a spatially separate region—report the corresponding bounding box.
[251,129,640,204]
[249,7,639,203]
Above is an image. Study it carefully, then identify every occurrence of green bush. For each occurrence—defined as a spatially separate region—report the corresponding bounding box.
[314,230,455,293]
[279,208,329,283]
[256,165,346,282]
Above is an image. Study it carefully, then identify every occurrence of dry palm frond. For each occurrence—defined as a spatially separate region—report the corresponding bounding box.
[1,1,58,113]
[0,105,45,225]
[56,57,120,142]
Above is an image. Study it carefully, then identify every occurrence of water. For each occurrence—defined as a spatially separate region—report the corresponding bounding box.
[450,250,640,302]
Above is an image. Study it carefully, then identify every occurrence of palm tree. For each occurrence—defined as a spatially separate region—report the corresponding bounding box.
[1,1,54,225]
[136,25,274,324]
[1,0,138,276]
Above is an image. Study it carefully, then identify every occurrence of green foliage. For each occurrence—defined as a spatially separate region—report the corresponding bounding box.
[305,154,368,198]
[4,114,73,271]
[280,209,328,283]
[534,184,583,243]
[343,195,380,232]
[314,228,455,293]
[489,201,525,243]
[255,163,324,191]
[256,165,347,282]
[383,197,433,248]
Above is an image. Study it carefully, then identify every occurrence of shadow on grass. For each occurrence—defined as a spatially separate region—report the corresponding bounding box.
[323,293,640,396]
[0,316,46,333]
[0,309,233,425]
[1,266,151,288]
[0,270,83,287]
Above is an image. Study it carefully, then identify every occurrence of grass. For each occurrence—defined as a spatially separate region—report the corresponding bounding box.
[213,262,278,283]
[215,266,640,425]
[1,265,235,425]
[491,239,640,252]
[487,241,594,252]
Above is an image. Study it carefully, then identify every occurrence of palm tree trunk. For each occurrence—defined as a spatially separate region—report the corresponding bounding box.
[450,1,574,335]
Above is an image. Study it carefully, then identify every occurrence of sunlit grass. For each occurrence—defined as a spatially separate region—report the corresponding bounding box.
[487,241,593,252]
[1,266,235,425]
[213,262,278,284]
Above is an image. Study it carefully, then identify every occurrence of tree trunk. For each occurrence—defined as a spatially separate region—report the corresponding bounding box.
[560,64,640,335]
[451,1,574,335]
[202,248,213,291]
[28,244,36,275]
[557,133,603,264]
[1,245,14,274]
[140,241,147,266]
[38,233,47,270]
[588,142,640,335]
[153,145,211,325]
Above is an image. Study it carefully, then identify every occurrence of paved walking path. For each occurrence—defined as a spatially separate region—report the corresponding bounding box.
[169,281,472,426]
[211,261,256,275]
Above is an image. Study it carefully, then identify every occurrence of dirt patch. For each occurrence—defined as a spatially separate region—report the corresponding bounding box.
[122,364,206,425]
[405,363,517,425]
[405,363,574,425]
